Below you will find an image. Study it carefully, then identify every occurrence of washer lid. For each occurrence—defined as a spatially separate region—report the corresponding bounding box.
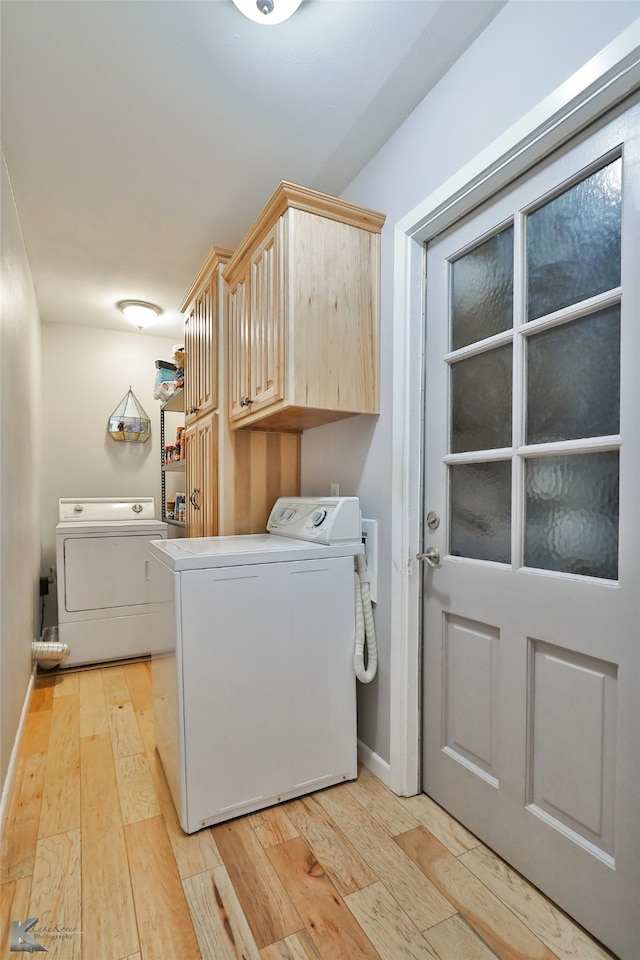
[148,533,363,571]
[58,497,157,522]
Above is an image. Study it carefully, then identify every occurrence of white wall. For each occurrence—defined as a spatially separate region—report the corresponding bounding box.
[0,152,42,789]
[40,324,179,627]
[301,0,639,766]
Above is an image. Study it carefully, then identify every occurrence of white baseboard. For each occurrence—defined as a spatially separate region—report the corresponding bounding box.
[0,668,36,837]
[357,738,392,789]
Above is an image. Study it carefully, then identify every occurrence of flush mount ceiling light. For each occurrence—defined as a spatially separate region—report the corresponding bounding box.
[118,300,161,330]
[231,0,303,25]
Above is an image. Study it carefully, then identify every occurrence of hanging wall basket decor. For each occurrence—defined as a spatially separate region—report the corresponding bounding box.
[108,387,151,442]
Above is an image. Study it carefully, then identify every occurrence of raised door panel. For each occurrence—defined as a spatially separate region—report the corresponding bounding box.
[196,278,216,418]
[198,411,218,538]
[227,274,250,422]
[183,307,198,426]
[249,220,284,413]
[185,412,218,538]
[185,279,216,424]
[182,247,232,426]
[184,423,201,537]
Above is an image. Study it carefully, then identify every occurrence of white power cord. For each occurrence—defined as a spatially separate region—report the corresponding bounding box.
[354,553,377,683]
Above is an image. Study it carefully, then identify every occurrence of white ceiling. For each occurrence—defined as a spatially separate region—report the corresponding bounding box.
[1,0,505,340]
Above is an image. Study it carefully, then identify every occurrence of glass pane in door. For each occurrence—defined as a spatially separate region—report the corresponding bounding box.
[450,460,511,562]
[527,305,620,443]
[451,345,512,453]
[524,451,619,579]
[451,226,513,349]
[526,157,621,320]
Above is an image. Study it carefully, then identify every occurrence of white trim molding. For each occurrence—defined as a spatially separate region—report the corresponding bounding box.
[357,738,392,787]
[388,20,640,796]
[0,668,36,835]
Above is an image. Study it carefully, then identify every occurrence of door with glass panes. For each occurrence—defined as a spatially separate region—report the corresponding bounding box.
[422,100,639,960]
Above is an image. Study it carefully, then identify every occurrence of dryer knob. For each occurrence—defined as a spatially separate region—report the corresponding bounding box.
[73,504,83,513]
[310,508,327,527]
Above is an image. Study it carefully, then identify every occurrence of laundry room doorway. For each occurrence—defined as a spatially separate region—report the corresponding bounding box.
[419,97,640,960]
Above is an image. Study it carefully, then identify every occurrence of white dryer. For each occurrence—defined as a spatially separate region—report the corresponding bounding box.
[149,496,364,833]
[56,497,167,667]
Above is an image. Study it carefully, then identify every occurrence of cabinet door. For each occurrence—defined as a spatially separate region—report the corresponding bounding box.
[227,274,250,422]
[250,220,284,412]
[184,423,201,536]
[185,277,216,425]
[183,305,198,426]
[185,411,218,537]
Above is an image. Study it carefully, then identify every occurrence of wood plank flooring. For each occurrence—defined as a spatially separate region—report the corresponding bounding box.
[0,662,618,960]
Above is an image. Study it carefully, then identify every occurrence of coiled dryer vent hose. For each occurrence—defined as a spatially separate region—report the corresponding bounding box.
[354,553,377,683]
[32,626,70,670]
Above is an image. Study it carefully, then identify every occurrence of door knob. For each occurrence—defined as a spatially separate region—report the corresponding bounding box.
[417,547,441,568]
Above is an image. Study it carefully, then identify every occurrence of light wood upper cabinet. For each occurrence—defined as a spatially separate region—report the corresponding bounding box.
[180,242,301,538]
[224,182,385,432]
[181,246,233,426]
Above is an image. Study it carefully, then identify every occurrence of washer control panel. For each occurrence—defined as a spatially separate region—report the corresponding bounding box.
[59,497,156,522]
[267,497,361,544]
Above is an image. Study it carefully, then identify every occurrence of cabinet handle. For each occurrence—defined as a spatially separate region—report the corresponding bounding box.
[189,405,199,415]
[240,397,254,408]
[190,489,200,510]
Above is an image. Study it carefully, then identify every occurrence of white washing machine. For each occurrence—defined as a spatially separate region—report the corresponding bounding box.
[56,497,167,667]
[149,496,364,834]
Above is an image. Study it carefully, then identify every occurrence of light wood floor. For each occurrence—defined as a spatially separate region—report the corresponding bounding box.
[1,661,617,960]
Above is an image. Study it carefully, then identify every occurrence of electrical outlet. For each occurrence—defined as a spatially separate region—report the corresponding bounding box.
[330,483,340,497]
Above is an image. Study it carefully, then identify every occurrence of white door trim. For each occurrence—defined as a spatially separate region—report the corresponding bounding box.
[388,19,640,796]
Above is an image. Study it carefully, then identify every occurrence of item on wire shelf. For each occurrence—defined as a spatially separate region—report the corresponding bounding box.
[176,426,185,459]
[154,359,177,400]
[173,345,185,388]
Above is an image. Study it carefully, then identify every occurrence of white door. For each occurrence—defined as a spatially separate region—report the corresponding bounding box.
[63,535,157,611]
[422,99,640,960]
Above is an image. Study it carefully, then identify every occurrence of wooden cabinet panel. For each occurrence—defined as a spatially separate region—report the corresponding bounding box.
[184,412,218,538]
[182,248,232,427]
[180,243,301,538]
[198,281,214,417]
[224,182,385,433]
[222,430,300,535]
[183,422,198,536]
[184,277,215,425]
[183,309,197,424]
[249,221,284,412]
[227,272,250,421]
